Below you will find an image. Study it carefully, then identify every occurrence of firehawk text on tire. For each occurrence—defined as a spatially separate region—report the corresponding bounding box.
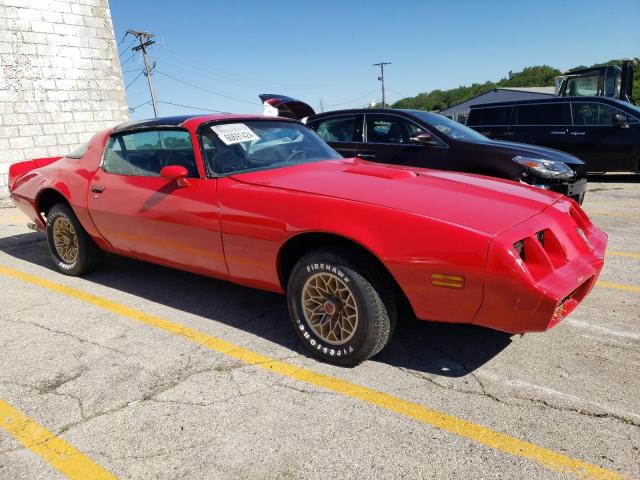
[287,249,394,367]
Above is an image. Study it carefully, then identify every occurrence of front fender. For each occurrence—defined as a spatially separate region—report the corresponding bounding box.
[218,177,491,323]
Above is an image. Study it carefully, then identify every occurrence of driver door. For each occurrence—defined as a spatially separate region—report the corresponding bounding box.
[87,128,228,277]
[566,102,638,172]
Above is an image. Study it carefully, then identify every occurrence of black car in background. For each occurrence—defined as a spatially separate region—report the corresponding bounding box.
[260,95,587,203]
[466,97,640,173]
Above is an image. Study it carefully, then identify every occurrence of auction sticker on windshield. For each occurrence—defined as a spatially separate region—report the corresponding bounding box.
[211,123,260,145]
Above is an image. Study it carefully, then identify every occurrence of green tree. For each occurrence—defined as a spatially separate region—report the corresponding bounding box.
[392,60,640,110]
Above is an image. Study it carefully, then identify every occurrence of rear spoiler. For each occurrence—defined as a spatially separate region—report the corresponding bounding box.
[8,156,62,191]
[259,94,316,120]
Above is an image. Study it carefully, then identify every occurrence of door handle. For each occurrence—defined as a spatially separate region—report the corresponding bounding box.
[569,131,586,136]
[91,185,105,193]
[550,130,567,135]
[356,153,375,159]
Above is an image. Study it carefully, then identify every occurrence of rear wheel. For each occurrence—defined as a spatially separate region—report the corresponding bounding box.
[46,203,102,276]
[287,248,396,366]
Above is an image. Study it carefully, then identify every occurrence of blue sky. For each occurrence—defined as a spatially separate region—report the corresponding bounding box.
[110,0,640,120]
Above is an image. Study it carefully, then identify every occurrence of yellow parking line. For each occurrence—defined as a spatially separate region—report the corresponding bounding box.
[0,215,26,225]
[607,250,640,259]
[0,265,623,480]
[596,281,640,294]
[0,398,117,480]
[587,211,640,217]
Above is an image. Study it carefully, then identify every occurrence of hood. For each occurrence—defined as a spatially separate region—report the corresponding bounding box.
[468,139,584,165]
[260,94,315,120]
[231,159,561,234]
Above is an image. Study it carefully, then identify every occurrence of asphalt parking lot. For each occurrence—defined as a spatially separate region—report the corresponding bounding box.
[0,176,638,480]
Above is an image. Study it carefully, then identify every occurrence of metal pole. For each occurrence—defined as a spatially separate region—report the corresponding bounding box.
[373,61,391,108]
[381,63,385,107]
[128,29,159,117]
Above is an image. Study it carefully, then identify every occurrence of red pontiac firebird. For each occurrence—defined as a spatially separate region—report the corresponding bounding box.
[8,114,607,366]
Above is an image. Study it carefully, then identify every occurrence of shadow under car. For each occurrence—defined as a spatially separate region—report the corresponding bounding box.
[0,232,513,376]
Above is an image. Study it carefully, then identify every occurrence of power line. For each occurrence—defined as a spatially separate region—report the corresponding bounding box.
[326,88,380,107]
[386,87,407,99]
[156,71,260,106]
[118,39,135,57]
[157,100,228,113]
[117,31,129,45]
[125,70,144,89]
[156,46,343,93]
[120,51,137,66]
[129,100,151,111]
[157,46,294,90]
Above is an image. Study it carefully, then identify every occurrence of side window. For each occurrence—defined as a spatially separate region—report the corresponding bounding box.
[572,103,637,126]
[103,129,199,177]
[365,114,423,144]
[515,103,571,125]
[467,107,511,126]
[314,116,357,142]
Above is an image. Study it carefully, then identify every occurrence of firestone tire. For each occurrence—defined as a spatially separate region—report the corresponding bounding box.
[287,249,396,367]
[46,203,103,276]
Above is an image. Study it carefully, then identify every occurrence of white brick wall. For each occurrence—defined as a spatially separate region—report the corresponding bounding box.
[0,0,128,200]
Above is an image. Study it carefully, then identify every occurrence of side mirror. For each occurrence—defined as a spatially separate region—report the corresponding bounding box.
[612,113,629,128]
[160,165,190,187]
[409,131,438,146]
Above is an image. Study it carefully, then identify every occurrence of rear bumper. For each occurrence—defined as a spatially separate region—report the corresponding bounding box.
[11,193,46,231]
[472,198,606,334]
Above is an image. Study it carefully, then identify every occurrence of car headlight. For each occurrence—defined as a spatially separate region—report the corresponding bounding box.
[513,156,574,180]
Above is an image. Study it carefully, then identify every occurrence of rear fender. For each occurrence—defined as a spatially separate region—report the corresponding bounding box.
[8,157,62,191]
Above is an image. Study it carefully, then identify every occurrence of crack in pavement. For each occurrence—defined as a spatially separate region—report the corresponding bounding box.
[397,367,640,428]
[0,317,128,356]
[38,367,88,394]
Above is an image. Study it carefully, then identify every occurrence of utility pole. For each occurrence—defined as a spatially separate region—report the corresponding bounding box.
[128,29,159,117]
[373,61,391,108]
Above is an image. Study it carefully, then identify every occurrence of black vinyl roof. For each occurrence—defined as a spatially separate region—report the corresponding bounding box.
[112,115,202,132]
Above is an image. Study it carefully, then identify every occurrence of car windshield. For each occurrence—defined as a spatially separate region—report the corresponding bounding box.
[200,120,341,175]
[405,110,488,142]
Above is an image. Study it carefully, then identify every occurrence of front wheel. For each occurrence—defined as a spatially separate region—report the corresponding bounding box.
[287,249,396,366]
[46,203,103,276]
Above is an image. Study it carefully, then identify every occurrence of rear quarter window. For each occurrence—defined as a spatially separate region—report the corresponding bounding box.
[103,129,199,178]
[515,103,571,125]
[467,107,512,126]
[313,116,358,142]
[66,143,88,159]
